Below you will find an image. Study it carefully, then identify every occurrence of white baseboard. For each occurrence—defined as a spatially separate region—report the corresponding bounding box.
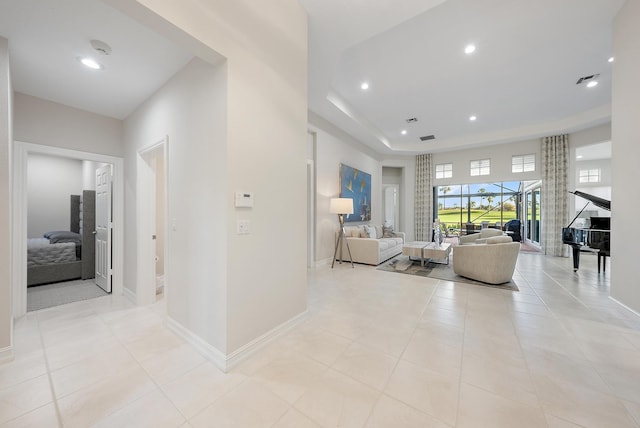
[165,310,308,373]
[313,258,332,267]
[165,316,227,371]
[0,346,13,363]
[609,296,640,318]
[123,287,136,304]
[225,310,308,370]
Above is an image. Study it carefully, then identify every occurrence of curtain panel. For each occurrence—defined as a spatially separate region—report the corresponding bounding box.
[541,134,569,257]
[415,154,433,241]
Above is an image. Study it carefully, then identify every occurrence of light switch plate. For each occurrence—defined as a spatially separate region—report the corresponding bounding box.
[237,220,250,234]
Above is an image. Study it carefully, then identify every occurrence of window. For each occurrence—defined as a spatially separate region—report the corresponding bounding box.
[512,154,535,173]
[579,169,600,183]
[435,163,453,179]
[470,159,490,176]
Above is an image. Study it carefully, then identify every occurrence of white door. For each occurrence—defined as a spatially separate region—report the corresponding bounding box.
[95,164,112,292]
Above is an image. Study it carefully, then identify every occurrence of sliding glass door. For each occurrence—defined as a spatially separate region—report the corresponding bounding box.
[525,187,541,244]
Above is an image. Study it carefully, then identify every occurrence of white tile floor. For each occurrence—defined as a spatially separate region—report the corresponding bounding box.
[2,252,640,427]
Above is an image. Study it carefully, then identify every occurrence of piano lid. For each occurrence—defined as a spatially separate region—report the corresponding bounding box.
[570,190,611,211]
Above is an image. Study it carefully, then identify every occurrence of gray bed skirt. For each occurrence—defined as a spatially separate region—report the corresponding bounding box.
[27,261,82,287]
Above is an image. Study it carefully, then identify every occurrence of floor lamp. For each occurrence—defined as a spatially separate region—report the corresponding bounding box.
[330,197,354,268]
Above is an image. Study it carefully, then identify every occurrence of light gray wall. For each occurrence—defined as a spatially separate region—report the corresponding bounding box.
[611,0,640,313]
[27,153,83,238]
[310,114,382,262]
[123,58,229,352]
[0,36,12,359]
[432,138,543,185]
[102,0,309,358]
[13,93,123,157]
[379,157,416,241]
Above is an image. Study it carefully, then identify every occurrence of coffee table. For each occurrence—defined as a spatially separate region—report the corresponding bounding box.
[422,242,451,265]
[402,241,452,267]
[402,241,430,267]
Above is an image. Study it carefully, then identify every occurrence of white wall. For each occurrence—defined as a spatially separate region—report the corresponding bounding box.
[567,124,612,218]
[111,0,308,360]
[123,58,228,352]
[432,138,543,185]
[379,157,416,241]
[611,0,640,313]
[27,154,83,238]
[574,158,611,218]
[0,36,13,359]
[310,113,382,262]
[13,93,123,157]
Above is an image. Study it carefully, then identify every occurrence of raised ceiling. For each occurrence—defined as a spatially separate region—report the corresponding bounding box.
[0,0,626,154]
[301,0,625,154]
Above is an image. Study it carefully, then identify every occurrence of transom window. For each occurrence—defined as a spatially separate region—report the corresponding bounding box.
[435,163,453,179]
[470,159,490,176]
[579,169,601,183]
[512,154,535,173]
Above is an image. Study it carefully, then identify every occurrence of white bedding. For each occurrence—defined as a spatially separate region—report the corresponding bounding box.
[27,238,78,267]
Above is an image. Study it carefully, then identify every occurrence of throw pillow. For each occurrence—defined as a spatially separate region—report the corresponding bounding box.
[486,236,513,244]
[364,225,377,239]
[375,225,383,238]
[382,225,394,238]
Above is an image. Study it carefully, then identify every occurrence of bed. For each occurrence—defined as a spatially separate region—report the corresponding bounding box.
[27,190,96,287]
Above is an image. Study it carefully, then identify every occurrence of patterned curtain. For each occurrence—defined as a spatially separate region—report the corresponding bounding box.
[415,154,433,241]
[541,134,569,257]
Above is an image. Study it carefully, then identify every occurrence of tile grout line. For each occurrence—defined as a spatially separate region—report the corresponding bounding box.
[36,311,65,428]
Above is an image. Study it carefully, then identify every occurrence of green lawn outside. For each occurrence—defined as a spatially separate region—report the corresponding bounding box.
[437,209,517,229]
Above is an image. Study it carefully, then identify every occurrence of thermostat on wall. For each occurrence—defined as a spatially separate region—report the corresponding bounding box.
[235,192,254,208]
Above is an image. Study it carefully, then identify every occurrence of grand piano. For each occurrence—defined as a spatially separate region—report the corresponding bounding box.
[562,191,611,272]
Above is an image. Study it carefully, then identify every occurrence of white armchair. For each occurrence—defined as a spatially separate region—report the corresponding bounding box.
[458,228,504,245]
[453,236,520,284]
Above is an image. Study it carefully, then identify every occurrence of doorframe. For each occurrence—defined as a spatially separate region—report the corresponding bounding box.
[307,159,315,268]
[11,141,124,317]
[136,137,169,305]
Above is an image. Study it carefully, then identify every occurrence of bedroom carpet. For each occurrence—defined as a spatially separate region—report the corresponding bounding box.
[377,255,519,291]
[27,279,108,312]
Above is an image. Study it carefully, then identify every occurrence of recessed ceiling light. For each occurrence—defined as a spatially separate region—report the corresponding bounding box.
[79,57,102,70]
[577,155,584,159]
[464,44,476,54]
[586,81,598,88]
[469,115,477,121]
[361,82,369,90]
[608,57,615,63]
[401,130,407,135]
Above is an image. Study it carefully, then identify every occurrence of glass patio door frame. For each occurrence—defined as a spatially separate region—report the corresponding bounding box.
[524,182,541,246]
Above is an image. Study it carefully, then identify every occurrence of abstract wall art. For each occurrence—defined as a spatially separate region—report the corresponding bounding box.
[340,163,371,222]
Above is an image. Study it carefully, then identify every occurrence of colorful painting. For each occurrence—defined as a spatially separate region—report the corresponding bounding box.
[340,163,371,222]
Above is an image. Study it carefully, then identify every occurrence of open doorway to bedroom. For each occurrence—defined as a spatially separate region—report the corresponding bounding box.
[24,152,113,311]
[12,142,124,318]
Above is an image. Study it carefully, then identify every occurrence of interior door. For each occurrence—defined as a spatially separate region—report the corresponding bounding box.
[95,164,112,292]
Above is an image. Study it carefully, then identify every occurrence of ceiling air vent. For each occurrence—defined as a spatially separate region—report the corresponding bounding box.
[420,135,436,141]
[406,117,418,123]
[576,73,600,85]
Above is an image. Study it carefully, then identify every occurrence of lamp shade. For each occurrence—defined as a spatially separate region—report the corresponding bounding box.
[329,198,354,214]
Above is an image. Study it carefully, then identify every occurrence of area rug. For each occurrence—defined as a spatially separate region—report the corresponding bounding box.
[377,255,519,291]
[27,279,108,312]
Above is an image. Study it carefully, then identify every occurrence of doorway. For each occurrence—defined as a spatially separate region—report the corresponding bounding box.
[524,184,541,246]
[137,138,168,305]
[12,142,124,317]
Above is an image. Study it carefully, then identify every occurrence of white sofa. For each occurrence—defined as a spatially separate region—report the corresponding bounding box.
[336,225,405,265]
[453,235,520,284]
